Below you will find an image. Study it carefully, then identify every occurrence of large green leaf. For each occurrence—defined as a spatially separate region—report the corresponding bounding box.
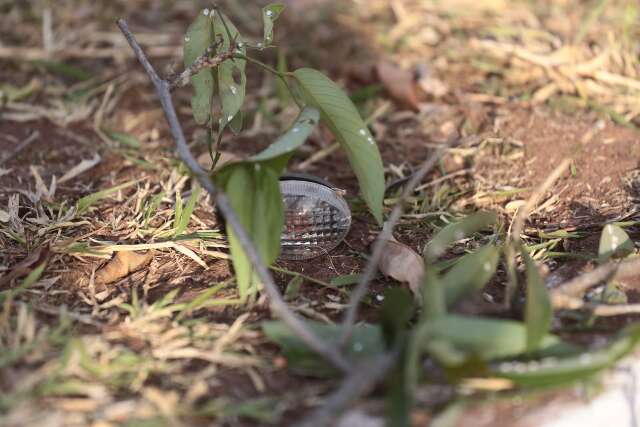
[216,164,283,298]
[493,324,640,388]
[214,107,319,296]
[599,224,634,263]
[213,12,246,130]
[415,315,565,364]
[262,320,385,376]
[293,68,385,224]
[441,244,499,307]
[523,250,552,352]
[262,3,285,45]
[184,9,215,125]
[424,212,497,262]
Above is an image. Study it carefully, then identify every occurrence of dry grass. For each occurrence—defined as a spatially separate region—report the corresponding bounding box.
[2,0,640,425]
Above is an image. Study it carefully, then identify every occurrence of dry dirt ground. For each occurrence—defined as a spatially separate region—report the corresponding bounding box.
[1,1,640,426]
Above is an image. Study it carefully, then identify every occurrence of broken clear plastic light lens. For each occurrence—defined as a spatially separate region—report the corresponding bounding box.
[279,178,351,260]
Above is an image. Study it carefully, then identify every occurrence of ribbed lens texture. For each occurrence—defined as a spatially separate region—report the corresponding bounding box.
[279,180,351,260]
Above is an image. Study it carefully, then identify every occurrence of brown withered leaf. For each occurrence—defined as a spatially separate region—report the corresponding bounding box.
[378,234,424,298]
[0,246,49,288]
[95,250,154,284]
[375,61,423,111]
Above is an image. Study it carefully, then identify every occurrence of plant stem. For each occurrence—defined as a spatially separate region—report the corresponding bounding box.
[233,53,302,107]
[116,18,351,374]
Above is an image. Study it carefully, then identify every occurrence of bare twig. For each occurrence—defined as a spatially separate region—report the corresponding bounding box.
[116,18,350,373]
[339,138,456,344]
[168,37,232,89]
[294,350,399,427]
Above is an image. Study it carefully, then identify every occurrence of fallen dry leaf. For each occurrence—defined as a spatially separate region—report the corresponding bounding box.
[375,61,423,110]
[378,232,424,298]
[96,250,154,284]
[0,246,49,288]
[58,153,101,184]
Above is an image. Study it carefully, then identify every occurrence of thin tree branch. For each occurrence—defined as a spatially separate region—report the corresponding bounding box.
[116,18,350,373]
[339,137,457,345]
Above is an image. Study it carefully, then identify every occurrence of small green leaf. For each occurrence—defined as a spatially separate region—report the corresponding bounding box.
[262,320,385,376]
[76,180,136,213]
[523,250,552,352]
[293,68,385,224]
[262,3,285,45]
[174,186,201,237]
[599,224,634,263]
[441,244,499,307]
[184,10,215,125]
[213,12,246,129]
[284,275,303,301]
[33,60,92,81]
[424,212,497,262]
[0,261,47,304]
[330,274,362,287]
[102,129,141,149]
[251,106,319,166]
[228,111,243,134]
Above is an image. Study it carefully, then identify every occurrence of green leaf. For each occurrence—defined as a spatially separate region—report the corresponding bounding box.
[216,164,283,298]
[416,315,564,365]
[0,261,47,304]
[32,60,92,81]
[421,269,446,320]
[174,186,201,237]
[284,275,303,301]
[102,129,141,149]
[293,68,385,224]
[213,12,246,129]
[441,244,499,307]
[523,250,552,352]
[228,110,243,134]
[262,320,384,376]
[262,3,285,45]
[76,180,136,213]
[379,288,414,347]
[184,9,215,125]
[493,324,640,388]
[250,106,319,167]
[599,224,634,263]
[424,212,497,262]
[330,274,362,287]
